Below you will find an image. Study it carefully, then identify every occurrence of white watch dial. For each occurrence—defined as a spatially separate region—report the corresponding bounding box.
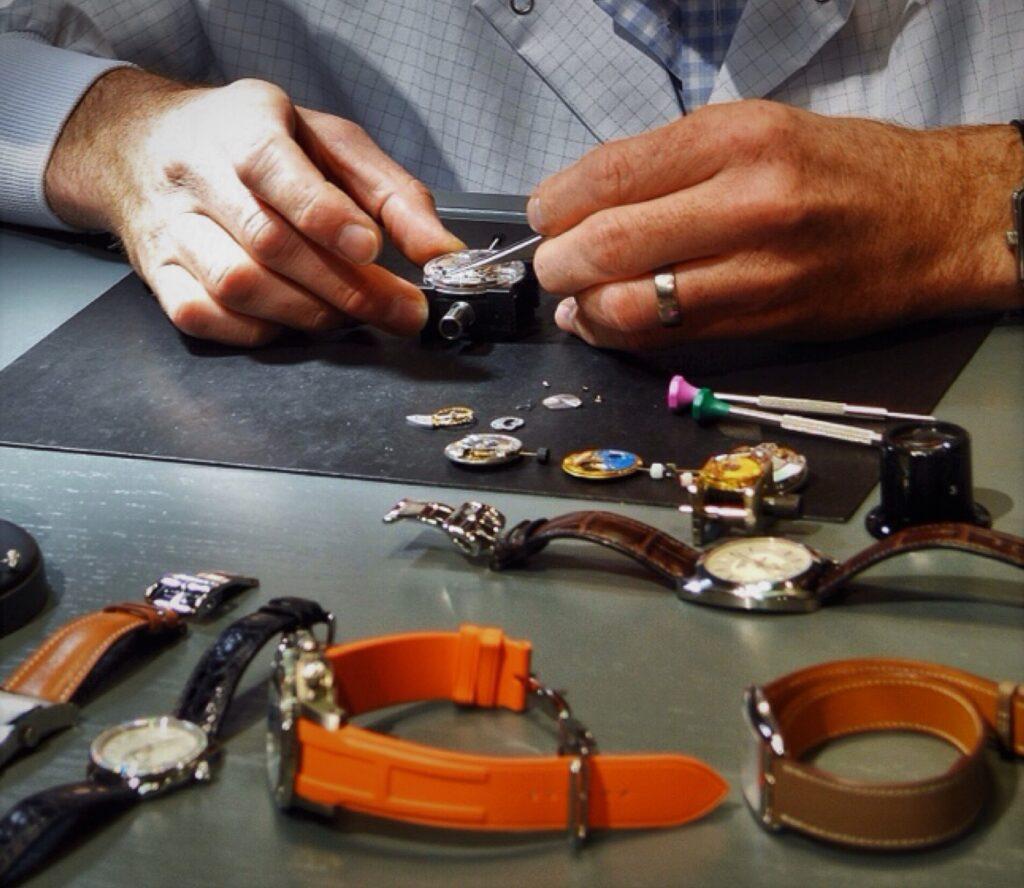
[91,716,208,778]
[703,537,814,585]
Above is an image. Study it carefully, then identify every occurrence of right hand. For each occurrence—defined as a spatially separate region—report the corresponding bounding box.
[45,69,464,345]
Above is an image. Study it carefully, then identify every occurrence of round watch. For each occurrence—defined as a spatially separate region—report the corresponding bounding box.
[423,249,526,295]
[0,597,332,884]
[445,433,524,466]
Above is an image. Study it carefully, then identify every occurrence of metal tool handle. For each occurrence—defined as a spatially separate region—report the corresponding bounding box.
[778,413,881,446]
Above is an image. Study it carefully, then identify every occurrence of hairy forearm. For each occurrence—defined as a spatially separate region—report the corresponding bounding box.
[924,123,1023,315]
[44,67,189,231]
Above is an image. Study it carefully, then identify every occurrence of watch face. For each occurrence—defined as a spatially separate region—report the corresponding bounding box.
[702,537,814,585]
[90,716,208,779]
[561,449,642,480]
[423,249,526,295]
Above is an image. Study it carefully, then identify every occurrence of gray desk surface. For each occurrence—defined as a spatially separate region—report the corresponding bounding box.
[0,224,1022,887]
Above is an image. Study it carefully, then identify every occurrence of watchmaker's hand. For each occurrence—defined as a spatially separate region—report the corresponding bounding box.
[528,101,1023,349]
[44,69,464,346]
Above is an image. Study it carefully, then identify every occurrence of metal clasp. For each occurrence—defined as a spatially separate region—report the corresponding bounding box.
[145,571,259,619]
[0,690,79,769]
[383,499,506,557]
[525,675,596,849]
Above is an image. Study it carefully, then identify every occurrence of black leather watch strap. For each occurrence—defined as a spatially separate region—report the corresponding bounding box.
[175,597,331,736]
[0,779,136,885]
[0,520,49,639]
[491,511,701,584]
[817,523,1024,597]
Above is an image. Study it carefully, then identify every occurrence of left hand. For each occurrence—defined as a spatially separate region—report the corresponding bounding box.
[528,100,1023,349]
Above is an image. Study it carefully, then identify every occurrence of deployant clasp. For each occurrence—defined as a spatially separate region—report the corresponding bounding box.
[383,499,506,557]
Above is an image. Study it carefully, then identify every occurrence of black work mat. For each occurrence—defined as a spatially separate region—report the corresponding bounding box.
[0,218,994,521]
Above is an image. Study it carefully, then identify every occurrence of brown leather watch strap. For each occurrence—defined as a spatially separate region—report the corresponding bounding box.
[756,658,1022,850]
[491,511,700,583]
[817,523,1024,597]
[1,602,183,703]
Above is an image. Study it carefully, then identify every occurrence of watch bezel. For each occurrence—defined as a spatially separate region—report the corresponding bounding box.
[89,715,212,797]
[679,537,831,612]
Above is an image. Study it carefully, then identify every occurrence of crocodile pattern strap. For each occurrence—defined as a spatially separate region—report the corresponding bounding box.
[817,523,1024,597]
[1,602,184,704]
[0,779,136,884]
[175,597,329,737]
[491,511,700,584]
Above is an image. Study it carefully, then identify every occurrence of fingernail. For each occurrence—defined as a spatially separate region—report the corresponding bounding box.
[337,224,379,265]
[386,293,428,334]
[555,297,577,328]
[526,196,544,233]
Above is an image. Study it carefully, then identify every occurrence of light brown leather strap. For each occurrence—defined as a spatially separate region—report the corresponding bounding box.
[760,658,1022,850]
[491,511,700,583]
[1,602,182,703]
[817,523,1024,596]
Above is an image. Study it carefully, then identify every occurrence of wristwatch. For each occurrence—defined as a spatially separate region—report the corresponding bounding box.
[743,658,1022,850]
[0,519,49,638]
[0,571,257,770]
[0,597,332,885]
[267,623,726,846]
[384,499,1024,612]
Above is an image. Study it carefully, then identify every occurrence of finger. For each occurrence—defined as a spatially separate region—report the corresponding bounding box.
[296,108,464,264]
[559,253,794,345]
[528,110,728,236]
[169,213,347,331]
[148,263,280,347]
[534,177,749,295]
[234,129,383,265]
[191,172,425,333]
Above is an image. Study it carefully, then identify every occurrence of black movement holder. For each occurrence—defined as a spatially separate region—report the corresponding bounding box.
[0,520,49,637]
[866,422,991,539]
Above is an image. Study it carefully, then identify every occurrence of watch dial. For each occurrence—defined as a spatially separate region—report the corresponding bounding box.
[423,249,526,295]
[703,538,814,584]
[91,716,208,778]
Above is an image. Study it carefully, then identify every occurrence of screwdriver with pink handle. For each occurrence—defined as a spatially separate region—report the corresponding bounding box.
[667,375,889,447]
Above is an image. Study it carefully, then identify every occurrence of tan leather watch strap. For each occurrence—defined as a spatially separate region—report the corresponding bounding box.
[817,523,1024,597]
[758,658,1022,850]
[492,511,700,583]
[1,602,183,703]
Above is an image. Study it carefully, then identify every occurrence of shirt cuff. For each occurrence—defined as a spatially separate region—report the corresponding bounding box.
[0,33,135,231]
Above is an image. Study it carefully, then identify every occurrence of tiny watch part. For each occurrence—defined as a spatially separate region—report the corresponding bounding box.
[423,249,526,295]
[542,393,582,410]
[445,433,524,466]
[405,405,476,429]
[562,449,643,480]
[491,416,525,431]
[730,443,808,494]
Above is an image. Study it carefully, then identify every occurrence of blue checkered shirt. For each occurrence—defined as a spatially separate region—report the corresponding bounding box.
[595,0,748,112]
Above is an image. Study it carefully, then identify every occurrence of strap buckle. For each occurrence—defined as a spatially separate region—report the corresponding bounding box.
[383,499,506,557]
[145,571,259,619]
[525,675,597,849]
[0,690,78,768]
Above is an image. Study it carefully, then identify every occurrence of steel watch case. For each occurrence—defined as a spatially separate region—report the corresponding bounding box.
[678,537,834,612]
[88,715,216,798]
[267,630,345,815]
[741,686,786,831]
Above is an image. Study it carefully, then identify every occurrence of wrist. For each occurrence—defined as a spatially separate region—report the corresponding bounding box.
[43,67,189,231]
[923,124,1024,316]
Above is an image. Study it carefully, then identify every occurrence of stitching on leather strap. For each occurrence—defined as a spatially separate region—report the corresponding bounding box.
[52,621,142,703]
[779,758,970,797]
[2,612,111,694]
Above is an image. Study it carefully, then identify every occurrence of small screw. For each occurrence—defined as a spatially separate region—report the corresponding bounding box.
[2,549,19,570]
[541,380,551,388]
[594,395,603,404]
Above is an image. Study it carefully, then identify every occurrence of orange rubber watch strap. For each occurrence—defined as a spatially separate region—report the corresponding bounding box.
[293,625,727,831]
